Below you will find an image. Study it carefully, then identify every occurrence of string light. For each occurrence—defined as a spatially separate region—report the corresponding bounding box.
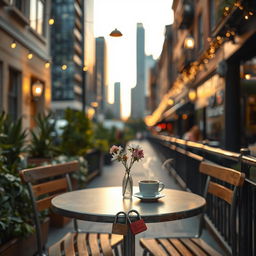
[61,64,67,70]
[152,0,255,94]
[27,52,33,60]
[10,41,17,49]
[83,65,88,71]
[45,61,50,68]
[48,18,55,25]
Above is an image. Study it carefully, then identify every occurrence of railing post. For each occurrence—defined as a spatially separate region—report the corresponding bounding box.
[239,148,250,256]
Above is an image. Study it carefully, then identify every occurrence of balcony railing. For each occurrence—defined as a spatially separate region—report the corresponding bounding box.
[149,134,256,256]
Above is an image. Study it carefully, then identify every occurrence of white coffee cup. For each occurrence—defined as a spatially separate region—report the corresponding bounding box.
[139,180,165,196]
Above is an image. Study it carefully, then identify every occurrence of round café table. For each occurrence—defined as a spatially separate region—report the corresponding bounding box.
[51,186,206,256]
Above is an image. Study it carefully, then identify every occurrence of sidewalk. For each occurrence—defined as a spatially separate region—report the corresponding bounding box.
[48,139,223,255]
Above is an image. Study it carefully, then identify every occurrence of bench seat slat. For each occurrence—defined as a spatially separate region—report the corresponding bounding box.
[140,238,167,256]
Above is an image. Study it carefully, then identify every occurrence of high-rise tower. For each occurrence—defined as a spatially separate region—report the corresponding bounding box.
[131,23,145,119]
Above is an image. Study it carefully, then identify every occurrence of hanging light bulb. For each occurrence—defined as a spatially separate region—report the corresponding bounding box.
[10,41,17,49]
[27,52,33,60]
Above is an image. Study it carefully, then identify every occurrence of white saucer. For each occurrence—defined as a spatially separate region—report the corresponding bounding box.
[134,192,165,201]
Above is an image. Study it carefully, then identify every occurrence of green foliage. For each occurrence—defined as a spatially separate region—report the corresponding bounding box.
[28,112,59,158]
[0,112,27,172]
[93,123,111,152]
[124,119,146,139]
[60,109,94,156]
[0,171,34,245]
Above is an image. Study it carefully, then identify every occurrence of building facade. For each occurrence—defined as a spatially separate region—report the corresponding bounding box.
[0,0,51,129]
[51,0,95,117]
[147,0,256,152]
[131,23,145,119]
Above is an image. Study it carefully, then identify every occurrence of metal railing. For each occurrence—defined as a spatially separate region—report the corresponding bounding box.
[149,134,256,256]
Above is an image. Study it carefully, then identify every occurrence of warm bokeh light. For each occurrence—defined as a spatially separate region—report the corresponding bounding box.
[245,73,251,80]
[27,52,33,59]
[48,18,55,25]
[188,89,197,101]
[45,61,50,68]
[91,102,99,108]
[184,36,195,49]
[32,81,43,98]
[10,41,17,49]
[167,98,174,106]
[61,64,67,70]
[83,65,88,72]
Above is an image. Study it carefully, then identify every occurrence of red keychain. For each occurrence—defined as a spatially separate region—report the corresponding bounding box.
[127,209,147,235]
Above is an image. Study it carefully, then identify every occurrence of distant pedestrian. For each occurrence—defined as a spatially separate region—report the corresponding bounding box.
[183,125,201,142]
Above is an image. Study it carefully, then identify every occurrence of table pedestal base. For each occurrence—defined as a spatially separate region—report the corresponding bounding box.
[123,229,135,256]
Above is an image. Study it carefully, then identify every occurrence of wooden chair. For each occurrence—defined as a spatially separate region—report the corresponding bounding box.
[140,161,245,256]
[19,161,123,256]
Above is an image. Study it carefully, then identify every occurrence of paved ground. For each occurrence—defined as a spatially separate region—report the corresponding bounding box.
[48,139,224,255]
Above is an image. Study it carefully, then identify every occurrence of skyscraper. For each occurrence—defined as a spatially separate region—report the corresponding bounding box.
[114,82,121,119]
[95,37,107,114]
[131,23,145,119]
[51,0,95,117]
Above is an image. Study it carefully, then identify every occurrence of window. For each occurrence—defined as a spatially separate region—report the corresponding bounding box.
[198,13,204,51]
[30,0,45,36]
[209,0,215,31]
[10,0,26,13]
[8,68,21,121]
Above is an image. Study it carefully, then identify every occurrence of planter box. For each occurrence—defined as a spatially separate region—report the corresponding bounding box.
[0,218,49,256]
[50,212,71,228]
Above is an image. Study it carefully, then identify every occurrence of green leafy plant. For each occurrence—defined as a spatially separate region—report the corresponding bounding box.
[0,112,27,172]
[0,154,34,245]
[28,112,59,158]
[93,123,110,152]
[60,109,93,156]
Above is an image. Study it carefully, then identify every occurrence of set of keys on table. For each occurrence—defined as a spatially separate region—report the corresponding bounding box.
[112,209,147,235]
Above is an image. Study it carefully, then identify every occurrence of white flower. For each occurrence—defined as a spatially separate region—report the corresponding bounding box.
[128,144,142,151]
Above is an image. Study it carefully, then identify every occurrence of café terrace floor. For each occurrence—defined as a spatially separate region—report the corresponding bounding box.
[47,139,224,255]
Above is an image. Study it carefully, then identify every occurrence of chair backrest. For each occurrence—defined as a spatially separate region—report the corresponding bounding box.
[199,161,245,255]
[19,161,80,255]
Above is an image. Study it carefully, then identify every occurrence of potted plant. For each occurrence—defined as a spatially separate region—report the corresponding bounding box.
[93,123,111,165]
[0,113,49,256]
[28,112,59,166]
[60,108,94,156]
[0,112,27,172]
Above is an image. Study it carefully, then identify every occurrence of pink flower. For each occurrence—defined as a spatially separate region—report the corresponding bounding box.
[110,145,122,154]
[109,144,144,171]
[132,149,144,161]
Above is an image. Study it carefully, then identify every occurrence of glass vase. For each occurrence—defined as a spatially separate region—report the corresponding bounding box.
[122,172,133,199]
